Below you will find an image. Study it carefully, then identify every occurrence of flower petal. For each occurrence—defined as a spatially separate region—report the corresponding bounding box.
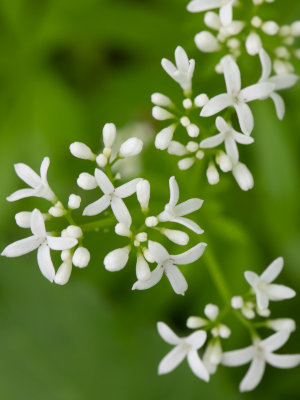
[201,93,232,117]
[157,322,180,345]
[47,236,77,251]
[185,330,207,350]
[6,188,36,202]
[114,178,141,198]
[222,55,241,94]
[173,216,204,234]
[148,241,169,264]
[174,198,203,216]
[54,260,72,285]
[31,209,47,237]
[240,82,274,102]
[37,243,55,282]
[94,169,114,194]
[165,263,188,295]
[82,194,111,216]
[1,236,40,257]
[169,176,179,207]
[234,102,254,135]
[270,92,285,120]
[132,265,164,290]
[265,353,300,369]
[171,243,207,265]
[265,284,296,301]
[187,349,210,381]
[256,290,269,310]
[261,330,291,352]
[111,197,132,225]
[239,357,265,392]
[222,346,254,366]
[268,74,298,91]
[200,132,225,148]
[260,257,284,283]
[216,116,231,133]
[232,131,254,145]
[187,0,222,13]
[259,49,272,81]
[219,2,233,27]
[244,271,259,288]
[175,46,189,73]
[14,163,41,188]
[225,136,239,164]
[40,157,50,184]
[158,345,187,375]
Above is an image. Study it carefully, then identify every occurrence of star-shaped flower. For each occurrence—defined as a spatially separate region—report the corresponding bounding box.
[157,322,209,381]
[244,257,296,310]
[161,46,195,93]
[200,116,254,163]
[222,330,300,392]
[187,0,234,27]
[259,49,299,120]
[7,157,56,202]
[201,55,274,135]
[1,209,77,282]
[132,240,206,295]
[83,169,141,226]
[158,176,204,234]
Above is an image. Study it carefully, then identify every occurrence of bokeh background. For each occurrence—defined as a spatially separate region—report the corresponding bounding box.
[0,0,299,399]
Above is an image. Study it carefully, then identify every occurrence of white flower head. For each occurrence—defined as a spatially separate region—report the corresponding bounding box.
[7,157,56,202]
[83,169,142,226]
[132,240,206,295]
[158,176,204,234]
[2,209,77,282]
[201,55,275,135]
[187,0,235,27]
[161,46,195,92]
[222,330,300,392]
[244,257,296,310]
[157,322,209,381]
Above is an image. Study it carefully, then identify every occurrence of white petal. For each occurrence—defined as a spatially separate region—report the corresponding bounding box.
[54,260,72,285]
[148,241,169,264]
[171,243,207,265]
[114,178,141,198]
[37,244,55,282]
[270,92,285,120]
[174,198,203,216]
[222,346,254,366]
[157,322,180,345]
[216,116,231,133]
[240,357,265,392]
[82,194,111,216]
[219,3,232,27]
[161,58,177,77]
[40,157,50,184]
[165,263,188,295]
[187,349,210,381]
[1,236,40,257]
[261,330,291,352]
[225,136,239,164]
[201,93,232,117]
[175,46,189,73]
[6,188,36,202]
[244,271,259,287]
[185,330,207,350]
[47,236,77,251]
[222,55,241,94]
[173,216,204,234]
[187,0,222,13]
[169,176,179,207]
[256,290,269,310]
[265,284,296,301]
[158,345,187,375]
[200,132,225,148]
[136,254,151,281]
[132,265,164,290]
[234,102,254,135]
[94,169,114,194]
[111,197,132,225]
[259,49,272,81]
[268,74,298,91]
[30,209,47,237]
[240,82,274,102]
[14,163,41,188]
[265,353,300,369]
[232,131,254,145]
[261,257,284,283]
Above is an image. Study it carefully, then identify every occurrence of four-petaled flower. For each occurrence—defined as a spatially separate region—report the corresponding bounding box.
[201,55,275,135]
[222,330,300,392]
[132,240,206,295]
[157,321,209,381]
[7,157,56,202]
[259,49,299,120]
[200,116,254,163]
[187,0,234,27]
[1,209,78,282]
[83,169,141,226]
[159,176,204,234]
[244,257,296,310]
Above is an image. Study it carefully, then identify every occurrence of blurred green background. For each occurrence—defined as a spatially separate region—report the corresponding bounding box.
[0,0,299,399]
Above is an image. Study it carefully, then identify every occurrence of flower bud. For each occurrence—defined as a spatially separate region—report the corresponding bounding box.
[203,340,222,375]
[115,223,131,237]
[96,154,107,167]
[151,93,173,107]
[136,179,150,211]
[216,151,232,172]
[15,211,46,228]
[143,248,155,263]
[178,157,195,170]
[68,194,81,209]
[194,93,209,107]
[204,12,221,30]
[204,304,219,320]
[182,98,193,109]
[231,295,243,309]
[195,31,221,53]
[206,163,219,185]
[291,21,300,37]
[102,123,116,147]
[180,116,190,127]
[119,138,143,157]
[145,216,158,227]
[65,225,83,239]
[232,162,254,191]
[104,246,130,271]
[246,32,262,55]
[219,324,231,338]
[186,316,208,329]
[262,21,279,36]
[251,16,262,28]
[187,124,200,138]
[168,141,188,156]
[136,232,147,242]
[152,106,174,121]
[155,125,176,150]
[61,249,71,262]
[161,228,189,245]
[136,254,151,281]
[72,247,90,268]
[77,172,98,190]
[266,318,296,332]
[186,141,199,153]
[196,150,205,159]
[54,260,72,285]
[48,203,65,217]
[70,142,95,160]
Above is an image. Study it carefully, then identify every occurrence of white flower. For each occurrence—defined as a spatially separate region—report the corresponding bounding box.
[7,157,56,202]
[232,162,254,191]
[158,176,204,234]
[222,330,300,392]
[1,209,77,282]
[259,49,299,120]
[132,240,206,295]
[201,55,274,135]
[187,0,234,27]
[161,46,195,92]
[119,137,143,157]
[244,257,296,310]
[200,117,254,163]
[83,169,141,225]
[157,322,209,381]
